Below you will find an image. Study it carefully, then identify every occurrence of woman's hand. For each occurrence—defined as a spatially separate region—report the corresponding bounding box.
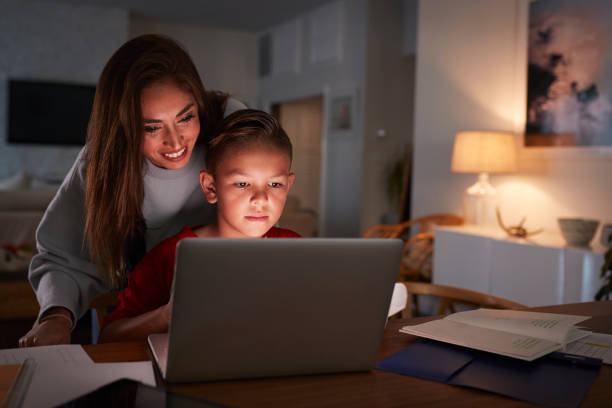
[19,307,72,347]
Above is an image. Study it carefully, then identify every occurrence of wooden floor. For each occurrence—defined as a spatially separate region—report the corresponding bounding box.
[0,313,93,348]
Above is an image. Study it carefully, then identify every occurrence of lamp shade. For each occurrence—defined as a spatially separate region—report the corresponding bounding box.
[451,131,517,173]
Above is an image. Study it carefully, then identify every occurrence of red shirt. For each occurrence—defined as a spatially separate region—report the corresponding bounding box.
[102,226,300,328]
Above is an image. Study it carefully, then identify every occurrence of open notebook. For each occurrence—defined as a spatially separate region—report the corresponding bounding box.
[400,308,591,361]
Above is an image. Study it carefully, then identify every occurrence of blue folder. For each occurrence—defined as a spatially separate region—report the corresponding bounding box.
[376,339,602,408]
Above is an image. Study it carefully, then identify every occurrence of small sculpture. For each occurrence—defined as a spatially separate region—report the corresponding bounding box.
[496,208,543,239]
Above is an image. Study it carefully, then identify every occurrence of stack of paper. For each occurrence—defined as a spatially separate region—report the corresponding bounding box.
[400,309,591,361]
[564,332,612,364]
[0,345,155,408]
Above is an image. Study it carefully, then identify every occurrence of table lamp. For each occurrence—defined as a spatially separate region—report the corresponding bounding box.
[451,131,517,226]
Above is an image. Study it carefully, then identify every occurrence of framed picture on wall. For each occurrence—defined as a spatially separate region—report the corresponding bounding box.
[329,96,352,131]
[525,0,612,148]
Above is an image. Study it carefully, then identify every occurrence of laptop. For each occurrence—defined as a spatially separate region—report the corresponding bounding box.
[148,238,403,383]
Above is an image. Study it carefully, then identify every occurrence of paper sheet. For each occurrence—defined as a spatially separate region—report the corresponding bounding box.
[0,344,94,366]
[0,345,155,408]
[400,319,563,361]
[446,309,590,344]
[564,332,612,364]
[387,283,407,317]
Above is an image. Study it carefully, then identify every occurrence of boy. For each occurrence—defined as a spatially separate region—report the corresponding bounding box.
[99,109,300,342]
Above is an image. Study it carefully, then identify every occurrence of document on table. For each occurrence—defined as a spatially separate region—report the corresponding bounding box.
[0,344,94,366]
[0,345,155,408]
[564,332,612,364]
[400,309,590,361]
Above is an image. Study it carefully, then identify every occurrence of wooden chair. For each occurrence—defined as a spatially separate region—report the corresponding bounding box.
[88,291,119,344]
[362,223,406,239]
[364,213,463,240]
[89,292,119,329]
[399,214,463,281]
[0,279,39,320]
[400,281,526,318]
[0,281,118,324]
[363,214,464,281]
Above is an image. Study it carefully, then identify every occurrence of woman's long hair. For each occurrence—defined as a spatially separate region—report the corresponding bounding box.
[85,34,227,286]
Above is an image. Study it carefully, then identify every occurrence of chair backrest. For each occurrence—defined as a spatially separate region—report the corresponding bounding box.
[362,223,405,239]
[409,214,464,234]
[0,280,39,320]
[363,213,464,240]
[400,282,526,318]
[397,214,463,281]
[363,214,464,282]
[90,292,119,328]
[89,291,119,344]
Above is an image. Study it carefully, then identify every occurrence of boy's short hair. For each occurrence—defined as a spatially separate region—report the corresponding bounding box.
[206,109,293,174]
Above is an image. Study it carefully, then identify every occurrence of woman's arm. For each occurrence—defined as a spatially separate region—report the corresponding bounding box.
[21,148,111,347]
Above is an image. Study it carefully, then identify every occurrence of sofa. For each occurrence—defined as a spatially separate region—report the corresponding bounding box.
[0,167,318,269]
[0,171,58,273]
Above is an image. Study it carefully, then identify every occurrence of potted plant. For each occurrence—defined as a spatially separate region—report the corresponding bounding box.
[382,149,410,225]
[595,233,612,300]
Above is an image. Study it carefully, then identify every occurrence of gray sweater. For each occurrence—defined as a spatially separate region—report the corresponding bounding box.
[29,99,244,324]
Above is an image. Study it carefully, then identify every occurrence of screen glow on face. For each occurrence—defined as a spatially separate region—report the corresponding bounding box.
[205,147,294,238]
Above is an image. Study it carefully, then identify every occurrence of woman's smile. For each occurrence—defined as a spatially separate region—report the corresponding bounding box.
[162,146,187,161]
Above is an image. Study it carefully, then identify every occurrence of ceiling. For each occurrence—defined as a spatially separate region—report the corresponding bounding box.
[49,0,335,32]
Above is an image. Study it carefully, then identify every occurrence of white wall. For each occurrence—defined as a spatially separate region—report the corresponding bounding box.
[0,3,258,182]
[360,0,415,232]
[0,0,128,180]
[412,0,612,241]
[129,17,258,107]
[402,0,418,55]
[258,0,368,237]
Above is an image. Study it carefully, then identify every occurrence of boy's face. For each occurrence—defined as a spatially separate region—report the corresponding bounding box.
[199,146,294,238]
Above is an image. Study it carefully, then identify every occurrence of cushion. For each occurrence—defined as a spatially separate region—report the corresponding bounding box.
[0,171,31,191]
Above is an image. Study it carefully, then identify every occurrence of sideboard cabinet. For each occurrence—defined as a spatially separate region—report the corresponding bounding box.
[433,225,606,307]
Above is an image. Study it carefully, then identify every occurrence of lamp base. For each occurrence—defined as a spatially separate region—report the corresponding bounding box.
[463,173,497,226]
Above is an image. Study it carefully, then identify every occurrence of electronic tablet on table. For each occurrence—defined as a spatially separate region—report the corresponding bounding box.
[55,379,226,408]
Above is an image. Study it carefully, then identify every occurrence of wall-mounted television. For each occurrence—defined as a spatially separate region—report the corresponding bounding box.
[8,79,96,146]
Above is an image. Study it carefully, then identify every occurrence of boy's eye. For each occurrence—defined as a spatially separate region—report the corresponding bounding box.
[144,126,161,134]
[235,182,248,188]
[268,182,283,188]
[179,114,195,123]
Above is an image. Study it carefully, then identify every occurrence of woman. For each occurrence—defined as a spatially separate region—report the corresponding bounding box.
[19,34,244,347]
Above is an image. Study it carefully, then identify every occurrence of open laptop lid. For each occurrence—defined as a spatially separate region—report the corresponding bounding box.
[156,238,402,383]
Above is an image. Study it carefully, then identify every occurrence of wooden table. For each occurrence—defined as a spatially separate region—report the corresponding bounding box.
[84,301,612,407]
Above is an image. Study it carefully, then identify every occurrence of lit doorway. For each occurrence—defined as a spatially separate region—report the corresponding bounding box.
[272,95,323,237]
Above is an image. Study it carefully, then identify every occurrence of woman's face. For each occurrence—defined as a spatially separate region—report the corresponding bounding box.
[141,78,200,170]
